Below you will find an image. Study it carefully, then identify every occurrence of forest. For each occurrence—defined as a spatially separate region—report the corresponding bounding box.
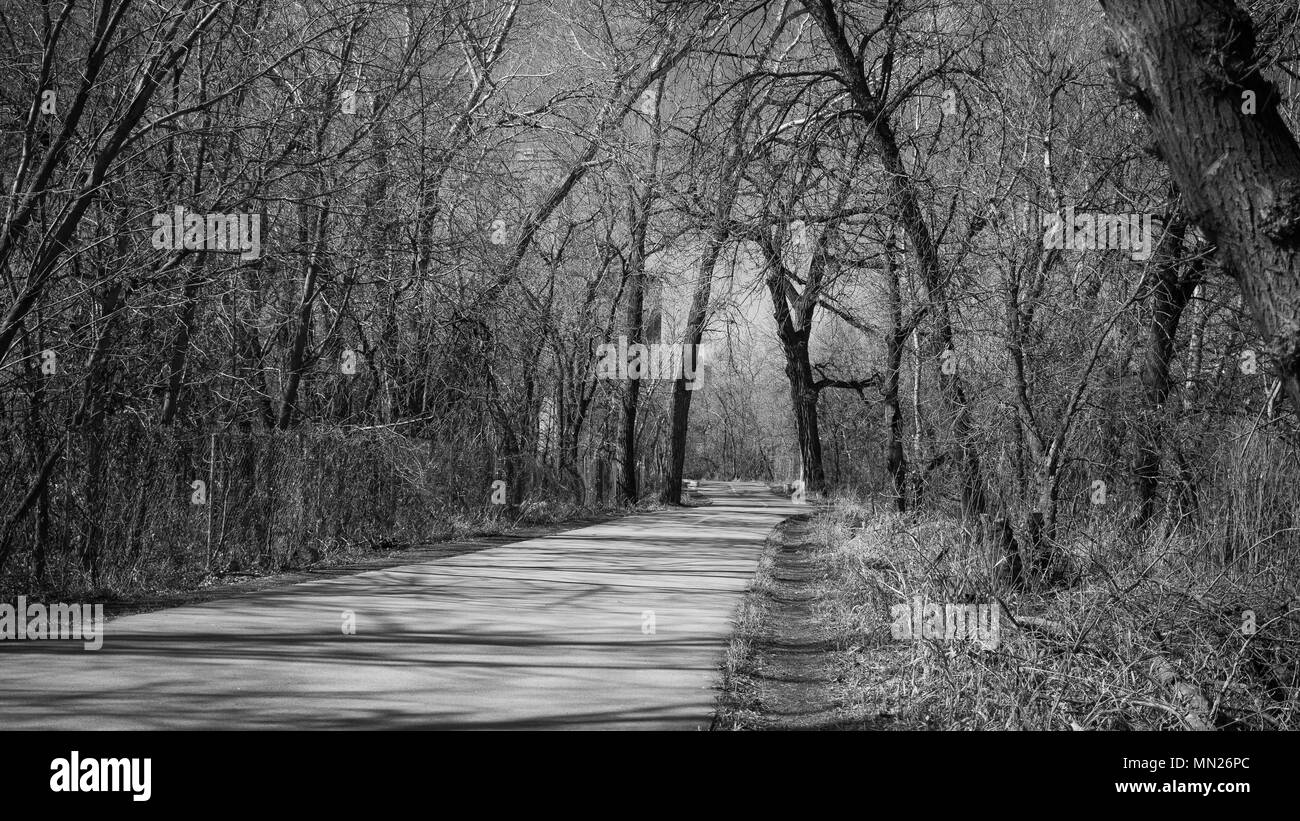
[0,1,1297,730]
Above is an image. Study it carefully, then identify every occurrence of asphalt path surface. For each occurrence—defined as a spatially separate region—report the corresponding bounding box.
[0,482,799,729]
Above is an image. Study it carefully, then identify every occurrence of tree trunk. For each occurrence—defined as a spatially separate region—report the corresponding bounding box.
[764,260,828,494]
[802,0,991,524]
[617,78,663,506]
[785,339,827,493]
[159,263,205,425]
[663,123,750,504]
[884,235,908,511]
[1132,222,1200,528]
[277,203,330,429]
[1102,0,1300,416]
[664,233,727,505]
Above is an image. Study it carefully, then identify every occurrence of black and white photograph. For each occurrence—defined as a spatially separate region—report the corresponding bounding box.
[0,0,1294,804]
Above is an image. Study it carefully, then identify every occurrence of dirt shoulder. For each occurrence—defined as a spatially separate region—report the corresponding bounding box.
[713,513,921,730]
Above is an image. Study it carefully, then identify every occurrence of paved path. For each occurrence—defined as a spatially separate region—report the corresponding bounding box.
[0,483,797,729]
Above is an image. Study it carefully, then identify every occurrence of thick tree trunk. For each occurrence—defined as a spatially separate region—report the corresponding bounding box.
[1102,0,1300,416]
[784,337,827,494]
[763,254,829,494]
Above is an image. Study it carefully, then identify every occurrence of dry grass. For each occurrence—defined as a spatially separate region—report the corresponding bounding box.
[813,492,1299,730]
[713,531,781,730]
[2,424,633,602]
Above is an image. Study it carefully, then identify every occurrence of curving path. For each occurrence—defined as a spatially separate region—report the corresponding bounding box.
[0,482,798,729]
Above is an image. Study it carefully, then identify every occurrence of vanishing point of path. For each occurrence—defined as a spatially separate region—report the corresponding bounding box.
[0,483,797,730]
